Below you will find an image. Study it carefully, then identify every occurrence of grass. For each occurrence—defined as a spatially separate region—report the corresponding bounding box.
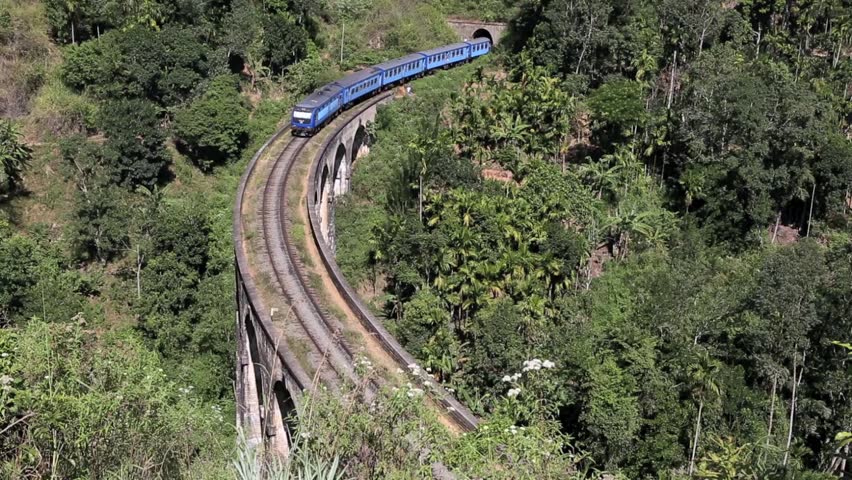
[290,223,313,269]
[287,335,315,377]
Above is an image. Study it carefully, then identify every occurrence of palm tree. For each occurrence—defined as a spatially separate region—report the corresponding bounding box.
[579,158,621,201]
[679,168,707,214]
[687,350,723,476]
[604,209,652,259]
[494,113,531,158]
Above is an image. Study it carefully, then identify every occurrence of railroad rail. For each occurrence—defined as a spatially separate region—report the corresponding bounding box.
[234,92,477,455]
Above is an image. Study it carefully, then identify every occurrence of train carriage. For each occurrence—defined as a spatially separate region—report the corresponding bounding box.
[420,42,471,70]
[336,68,384,107]
[291,39,491,137]
[375,53,428,88]
[466,37,491,58]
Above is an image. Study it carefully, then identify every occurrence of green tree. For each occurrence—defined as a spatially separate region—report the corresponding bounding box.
[581,355,641,466]
[0,221,38,323]
[687,350,723,476]
[465,300,526,401]
[71,183,131,263]
[395,288,448,359]
[61,26,210,106]
[326,0,372,65]
[587,79,648,148]
[262,11,309,73]
[696,436,758,480]
[98,98,169,188]
[173,75,250,169]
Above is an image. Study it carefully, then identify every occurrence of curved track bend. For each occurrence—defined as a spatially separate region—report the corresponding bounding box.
[235,92,477,433]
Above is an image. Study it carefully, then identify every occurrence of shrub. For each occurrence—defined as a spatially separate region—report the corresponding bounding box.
[0,120,31,192]
[98,98,169,187]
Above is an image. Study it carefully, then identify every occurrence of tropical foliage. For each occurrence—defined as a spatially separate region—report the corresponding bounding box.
[335,0,852,477]
[0,120,30,192]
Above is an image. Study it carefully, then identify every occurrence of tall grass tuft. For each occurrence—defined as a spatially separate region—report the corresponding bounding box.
[233,430,345,480]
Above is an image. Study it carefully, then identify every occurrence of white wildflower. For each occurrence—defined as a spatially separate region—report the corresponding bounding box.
[522,359,543,372]
[501,375,512,383]
[542,360,555,369]
[507,388,521,398]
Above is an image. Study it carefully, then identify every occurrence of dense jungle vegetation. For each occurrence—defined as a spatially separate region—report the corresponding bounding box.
[0,0,850,477]
[334,0,852,478]
[0,0,546,478]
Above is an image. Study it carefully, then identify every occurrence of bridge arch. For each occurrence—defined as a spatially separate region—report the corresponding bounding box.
[244,312,266,409]
[332,143,348,197]
[273,381,296,442]
[351,124,369,164]
[319,164,331,241]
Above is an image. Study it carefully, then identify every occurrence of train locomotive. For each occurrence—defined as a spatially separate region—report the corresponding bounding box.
[291,37,492,137]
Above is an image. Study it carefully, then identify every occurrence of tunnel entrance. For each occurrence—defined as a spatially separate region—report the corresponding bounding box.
[472,28,493,44]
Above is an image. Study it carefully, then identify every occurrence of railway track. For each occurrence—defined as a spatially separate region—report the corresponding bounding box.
[260,135,357,392]
[237,94,477,434]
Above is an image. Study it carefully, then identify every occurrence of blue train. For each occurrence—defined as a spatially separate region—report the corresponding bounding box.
[291,38,492,136]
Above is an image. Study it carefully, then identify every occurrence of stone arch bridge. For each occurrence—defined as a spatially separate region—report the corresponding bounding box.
[234,93,476,462]
[314,114,371,250]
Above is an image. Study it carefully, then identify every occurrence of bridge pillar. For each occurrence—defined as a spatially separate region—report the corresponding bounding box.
[236,273,264,450]
[234,267,298,461]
